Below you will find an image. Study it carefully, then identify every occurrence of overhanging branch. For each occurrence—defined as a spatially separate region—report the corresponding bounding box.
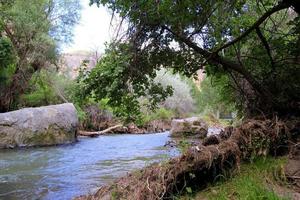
[255,27,275,69]
[213,1,290,53]
[162,25,275,105]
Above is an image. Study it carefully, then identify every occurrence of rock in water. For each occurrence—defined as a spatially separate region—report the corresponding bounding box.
[0,103,78,149]
[170,117,208,138]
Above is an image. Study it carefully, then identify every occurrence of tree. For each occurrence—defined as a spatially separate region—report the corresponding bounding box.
[75,2,299,198]
[79,43,173,122]
[0,0,80,112]
[89,0,300,117]
[48,0,81,45]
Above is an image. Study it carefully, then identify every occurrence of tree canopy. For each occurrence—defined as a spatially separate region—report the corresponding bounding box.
[86,0,300,117]
[0,0,80,112]
[78,43,173,121]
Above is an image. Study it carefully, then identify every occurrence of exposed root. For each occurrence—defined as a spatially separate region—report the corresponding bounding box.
[202,135,221,146]
[75,118,298,200]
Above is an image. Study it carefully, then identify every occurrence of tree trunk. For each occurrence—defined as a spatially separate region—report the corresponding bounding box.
[0,69,33,112]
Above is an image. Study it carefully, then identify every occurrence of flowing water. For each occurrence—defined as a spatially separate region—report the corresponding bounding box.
[0,132,179,200]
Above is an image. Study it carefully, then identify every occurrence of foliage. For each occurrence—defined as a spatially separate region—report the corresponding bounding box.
[153,107,174,120]
[154,69,195,116]
[0,37,15,86]
[48,0,81,45]
[0,37,14,69]
[137,107,174,126]
[197,76,236,115]
[74,103,87,123]
[19,69,74,107]
[0,0,80,112]
[20,70,59,107]
[177,139,191,154]
[201,113,234,128]
[18,67,93,125]
[78,54,199,123]
[1,0,57,61]
[78,43,173,122]
[90,0,300,117]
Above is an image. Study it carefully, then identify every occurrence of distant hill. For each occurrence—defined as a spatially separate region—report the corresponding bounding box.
[59,50,101,79]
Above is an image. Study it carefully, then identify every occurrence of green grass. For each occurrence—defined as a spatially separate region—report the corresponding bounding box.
[201,113,233,128]
[137,107,175,126]
[180,157,290,200]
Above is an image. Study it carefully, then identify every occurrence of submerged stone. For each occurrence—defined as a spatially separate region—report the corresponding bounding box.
[0,103,78,149]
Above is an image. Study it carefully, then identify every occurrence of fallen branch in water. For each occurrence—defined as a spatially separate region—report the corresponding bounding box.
[78,124,123,137]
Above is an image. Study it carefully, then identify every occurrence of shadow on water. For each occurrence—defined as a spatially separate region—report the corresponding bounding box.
[0,132,179,200]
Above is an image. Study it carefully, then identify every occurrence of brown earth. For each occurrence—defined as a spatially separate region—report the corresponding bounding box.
[285,142,300,193]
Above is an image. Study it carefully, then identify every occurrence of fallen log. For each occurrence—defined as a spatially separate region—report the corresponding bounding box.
[75,118,297,200]
[78,124,123,137]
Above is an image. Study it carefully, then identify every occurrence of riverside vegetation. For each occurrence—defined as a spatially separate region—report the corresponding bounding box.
[0,0,300,199]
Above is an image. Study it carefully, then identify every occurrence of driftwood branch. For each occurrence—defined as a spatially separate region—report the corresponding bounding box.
[78,124,123,137]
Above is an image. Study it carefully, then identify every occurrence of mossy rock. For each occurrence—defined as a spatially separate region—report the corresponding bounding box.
[0,103,78,149]
[170,117,208,138]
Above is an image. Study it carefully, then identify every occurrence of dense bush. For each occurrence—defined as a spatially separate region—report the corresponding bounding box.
[0,0,80,112]
[197,76,236,115]
[18,68,74,107]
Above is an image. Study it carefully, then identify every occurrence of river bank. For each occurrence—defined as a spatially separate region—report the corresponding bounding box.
[78,116,220,137]
[75,118,299,200]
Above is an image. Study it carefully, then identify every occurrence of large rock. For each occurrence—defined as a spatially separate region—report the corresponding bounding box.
[170,117,208,138]
[0,103,78,149]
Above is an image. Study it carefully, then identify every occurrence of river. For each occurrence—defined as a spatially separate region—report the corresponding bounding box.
[0,132,179,200]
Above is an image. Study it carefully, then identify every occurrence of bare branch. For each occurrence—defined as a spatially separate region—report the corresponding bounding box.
[255,27,275,68]
[187,5,218,39]
[162,25,275,104]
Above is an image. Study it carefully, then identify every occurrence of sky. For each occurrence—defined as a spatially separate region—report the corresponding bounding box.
[63,0,114,53]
